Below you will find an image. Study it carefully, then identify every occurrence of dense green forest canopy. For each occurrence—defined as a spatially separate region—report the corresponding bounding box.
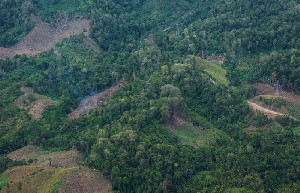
[0,0,300,192]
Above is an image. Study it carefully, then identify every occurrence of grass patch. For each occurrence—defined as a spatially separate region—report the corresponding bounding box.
[185,56,229,86]
[37,168,69,193]
[0,173,9,189]
[0,167,70,193]
[199,60,229,86]
[173,124,227,147]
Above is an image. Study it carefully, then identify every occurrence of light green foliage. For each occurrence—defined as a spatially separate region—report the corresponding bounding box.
[172,124,227,147]
[224,187,256,193]
[185,56,229,86]
[0,173,9,189]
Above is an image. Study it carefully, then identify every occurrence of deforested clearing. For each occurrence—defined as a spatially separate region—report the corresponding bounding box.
[0,14,90,59]
[13,87,58,120]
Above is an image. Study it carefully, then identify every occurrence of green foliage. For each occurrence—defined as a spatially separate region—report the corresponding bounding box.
[0,0,34,47]
[172,124,227,147]
[32,0,94,22]
[252,112,271,127]
[186,56,229,86]
[0,173,9,190]
[259,97,287,108]
[275,115,299,127]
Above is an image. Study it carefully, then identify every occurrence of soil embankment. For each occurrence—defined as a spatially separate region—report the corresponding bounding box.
[0,14,90,59]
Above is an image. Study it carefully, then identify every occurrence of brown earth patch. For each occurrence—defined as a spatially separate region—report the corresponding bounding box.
[59,168,112,193]
[247,101,285,119]
[13,87,58,120]
[1,167,69,193]
[7,145,82,168]
[251,95,290,114]
[0,14,90,59]
[1,166,112,193]
[166,110,190,131]
[68,79,129,120]
[3,146,112,193]
[252,83,300,105]
[2,166,42,183]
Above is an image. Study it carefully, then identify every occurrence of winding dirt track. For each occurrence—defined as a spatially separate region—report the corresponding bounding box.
[247,101,285,118]
[0,14,90,59]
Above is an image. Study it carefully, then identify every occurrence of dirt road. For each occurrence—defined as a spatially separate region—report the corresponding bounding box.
[247,101,285,118]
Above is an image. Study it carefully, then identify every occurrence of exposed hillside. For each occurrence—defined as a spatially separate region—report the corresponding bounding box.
[0,146,112,193]
[0,0,300,193]
[0,14,90,59]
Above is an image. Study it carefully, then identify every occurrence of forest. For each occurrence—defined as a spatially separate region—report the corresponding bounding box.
[0,0,300,192]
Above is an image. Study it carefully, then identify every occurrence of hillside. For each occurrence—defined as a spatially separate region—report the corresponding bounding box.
[0,0,300,192]
[0,146,112,193]
[0,14,90,59]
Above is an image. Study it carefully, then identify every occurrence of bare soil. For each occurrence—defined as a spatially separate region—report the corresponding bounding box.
[2,166,42,183]
[249,83,300,119]
[0,14,90,59]
[247,101,285,119]
[166,110,190,131]
[7,145,82,168]
[4,145,112,193]
[68,79,129,120]
[59,168,112,193]
[252,83,300,105]
[14,87,58,120]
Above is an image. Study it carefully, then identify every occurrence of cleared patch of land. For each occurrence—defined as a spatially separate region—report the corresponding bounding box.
[253,83,300,105]
[1,166,69,193]
[250,83,300,119]
[0,14,90,59]
[68,79,129,120]
[2,145,112,193]
[7,145,82,168]
[13,87,58,120]
[189,56,229,86]
[1,166,111,193]
[247,101,285,119]
[166,111,227,147]
[59,168,112,193]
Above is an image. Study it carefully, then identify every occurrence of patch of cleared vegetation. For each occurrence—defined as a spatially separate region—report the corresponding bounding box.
[166,111,227,147]
[2,146,112,193]
[0,167,69,193]
[59,168,112,193]
[185,56,229,86]
[7,145,82,168]
[13,87,58,120]
[173,124,226,147]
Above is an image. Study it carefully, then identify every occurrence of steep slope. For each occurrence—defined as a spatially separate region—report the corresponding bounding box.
[1,146,112,193]
[0,14,90,59]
